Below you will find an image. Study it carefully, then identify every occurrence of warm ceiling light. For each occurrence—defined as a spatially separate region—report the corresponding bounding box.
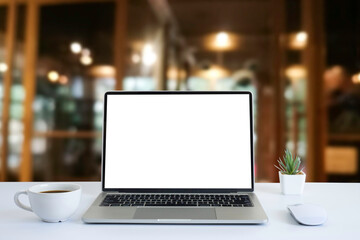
[89,65,115,78]
[70,42,82,54]
[167,67,186,80]
[80,55,93,65]
[167,67,178,80]
[58,75,69,85]
[204,32,238,51]
[142,44,157,66]
[47,71,59,82]
[131,53,141,64]
[195,65,230,90]
[352,73,360,84]
[215,32,230,48]
[296,32,308,43]
[207,66,226,80]
[0,62,8,72]
[285,65,306,81]
[196,65,230,80]
[289,32,308,49]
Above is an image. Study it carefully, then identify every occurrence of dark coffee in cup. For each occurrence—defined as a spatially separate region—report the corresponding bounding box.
[40,190,71,193]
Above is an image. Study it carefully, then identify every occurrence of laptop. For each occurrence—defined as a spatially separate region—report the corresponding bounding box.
[82,91,268,224]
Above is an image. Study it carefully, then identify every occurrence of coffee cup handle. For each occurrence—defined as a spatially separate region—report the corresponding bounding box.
[14,191,33,212]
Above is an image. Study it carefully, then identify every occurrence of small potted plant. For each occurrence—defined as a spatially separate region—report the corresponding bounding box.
[275,149,306,195]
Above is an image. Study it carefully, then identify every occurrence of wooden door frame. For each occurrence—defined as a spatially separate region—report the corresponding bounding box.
[0,1,17,181]
[301,0,326,181]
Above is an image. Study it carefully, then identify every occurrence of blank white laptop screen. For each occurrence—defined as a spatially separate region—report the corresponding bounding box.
[104,93,253,189]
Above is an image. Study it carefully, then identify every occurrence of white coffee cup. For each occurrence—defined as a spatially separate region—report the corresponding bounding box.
[14,183,81,223]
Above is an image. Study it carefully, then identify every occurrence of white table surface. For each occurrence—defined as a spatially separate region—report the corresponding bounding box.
[1,182,359,240]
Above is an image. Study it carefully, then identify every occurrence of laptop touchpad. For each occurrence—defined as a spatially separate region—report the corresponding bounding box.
[134,208,216,220]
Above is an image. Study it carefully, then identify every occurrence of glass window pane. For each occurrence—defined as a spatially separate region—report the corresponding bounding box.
[7,4,26,180]
[124,0,158,90]
[32,2,115,180]
[34,2,115,132]
[323,0,360,181]
[33,137,101,181]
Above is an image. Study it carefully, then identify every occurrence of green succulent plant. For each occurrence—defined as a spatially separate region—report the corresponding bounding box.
[275,149,304,175]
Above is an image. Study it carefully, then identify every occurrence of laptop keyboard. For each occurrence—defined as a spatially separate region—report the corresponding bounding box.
[100,194,253,207]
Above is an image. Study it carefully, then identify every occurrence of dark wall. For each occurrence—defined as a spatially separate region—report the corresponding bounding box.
[325,0,360,73]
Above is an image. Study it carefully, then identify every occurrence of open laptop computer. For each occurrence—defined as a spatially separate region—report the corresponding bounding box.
[82,91,268,224]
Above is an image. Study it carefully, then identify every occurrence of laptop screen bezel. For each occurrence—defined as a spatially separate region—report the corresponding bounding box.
[101,91,255,193]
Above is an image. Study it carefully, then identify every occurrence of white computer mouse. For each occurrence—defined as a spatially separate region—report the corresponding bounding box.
[288,204,327,226]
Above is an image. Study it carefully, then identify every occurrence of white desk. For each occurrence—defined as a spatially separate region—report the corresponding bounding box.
[1,182,359,240]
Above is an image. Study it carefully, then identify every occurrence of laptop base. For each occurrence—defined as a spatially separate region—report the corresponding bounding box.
[82,192,268,224]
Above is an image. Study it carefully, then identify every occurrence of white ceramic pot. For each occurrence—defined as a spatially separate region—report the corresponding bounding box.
[279,171,306,195]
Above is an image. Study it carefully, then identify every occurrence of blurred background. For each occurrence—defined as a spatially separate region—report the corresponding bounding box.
[0,0,359,182]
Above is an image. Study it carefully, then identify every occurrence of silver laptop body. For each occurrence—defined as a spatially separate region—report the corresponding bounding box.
[83,91,268,224]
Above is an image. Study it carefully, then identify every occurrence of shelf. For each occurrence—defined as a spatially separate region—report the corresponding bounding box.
[33,131,101,138]
[328,134,360,142]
